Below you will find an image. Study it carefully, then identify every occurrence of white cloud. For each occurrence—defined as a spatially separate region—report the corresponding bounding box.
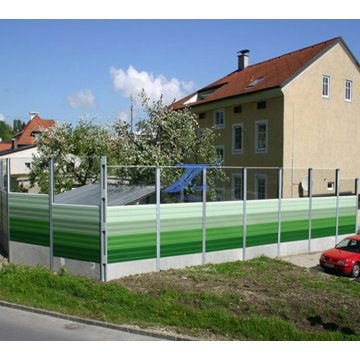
[115,110,130,124]
[109,65,196,105]
[67,89,96,109]
[0,113,4,121]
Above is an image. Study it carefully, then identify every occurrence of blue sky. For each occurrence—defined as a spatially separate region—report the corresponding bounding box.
[1,18,360,126]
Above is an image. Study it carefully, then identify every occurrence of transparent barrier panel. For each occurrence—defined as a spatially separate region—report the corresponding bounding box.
[53,156,101,205]
[107,166,156,206]
[204,167,243,252]
[282,168,309,199]
[8,158,34,193]
[246,168,279,200]
[107,167,156,263]
[312,169,336,197]
[340,178,356,196]
[338,195,357,235]
[160,166,203,257]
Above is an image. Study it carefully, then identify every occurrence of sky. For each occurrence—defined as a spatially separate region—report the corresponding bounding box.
[1,5,360,127]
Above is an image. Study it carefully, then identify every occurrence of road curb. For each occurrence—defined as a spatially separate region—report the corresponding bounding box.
[0,300,197,341]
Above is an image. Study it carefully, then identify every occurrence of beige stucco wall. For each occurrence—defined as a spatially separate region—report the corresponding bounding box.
[191,90,284,199]
[282,42,360,198]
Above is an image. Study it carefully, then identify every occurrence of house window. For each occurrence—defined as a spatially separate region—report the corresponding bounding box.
[345,80,352,102]
[255,120,268,153]
[234,106,242,113]
[214,110,225,128]
[232,123,243,154]
[322,75,330,98]
[199,112,206,119]
[257,101,266,109]
[327,182,334,191]
[232,174,243,200]
[215,145,225,165]
[255,174,267,200]
[215,187,225,202]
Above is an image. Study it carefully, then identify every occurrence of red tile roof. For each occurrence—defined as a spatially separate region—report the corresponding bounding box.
[172,37,340,109]
[16,114,55,145]
[0,142,12,152]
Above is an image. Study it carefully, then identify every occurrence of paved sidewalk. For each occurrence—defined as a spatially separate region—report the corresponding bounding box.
[279,251,323,269]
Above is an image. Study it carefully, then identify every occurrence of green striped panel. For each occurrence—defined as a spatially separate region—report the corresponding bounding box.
[9,193,49,247]
[339,196,356,234]
[53,204,100,263]
[107,205,156,263]
[160,203,202,257]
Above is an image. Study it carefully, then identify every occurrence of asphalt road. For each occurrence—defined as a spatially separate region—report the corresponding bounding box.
[0,305,165,341]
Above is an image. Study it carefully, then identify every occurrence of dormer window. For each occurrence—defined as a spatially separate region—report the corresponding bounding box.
[183,83,227,105]
[246,76,265,88]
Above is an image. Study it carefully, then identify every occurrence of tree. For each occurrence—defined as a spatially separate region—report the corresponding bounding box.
[29,91,224,199]
[112,91,225,198]
[29,117,116,194]
[0,121,14,140]
[13,119,25,134]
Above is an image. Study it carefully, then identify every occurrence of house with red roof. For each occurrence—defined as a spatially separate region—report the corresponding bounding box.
[173,37,360,199]
[0,112,55,175]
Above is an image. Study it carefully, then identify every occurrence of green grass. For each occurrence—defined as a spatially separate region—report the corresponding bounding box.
[0,257,359,340]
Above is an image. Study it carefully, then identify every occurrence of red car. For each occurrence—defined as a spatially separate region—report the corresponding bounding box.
[319,236,360,278]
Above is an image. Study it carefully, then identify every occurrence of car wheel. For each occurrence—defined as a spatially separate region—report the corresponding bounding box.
[350,262,360,278]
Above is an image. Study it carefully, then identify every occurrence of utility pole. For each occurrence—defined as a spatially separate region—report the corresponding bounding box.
[130,95,134,134]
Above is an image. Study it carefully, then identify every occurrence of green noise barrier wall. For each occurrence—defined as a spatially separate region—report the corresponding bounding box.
[9,193,49,247]
[53,204,100,263]
[106,195,357,264]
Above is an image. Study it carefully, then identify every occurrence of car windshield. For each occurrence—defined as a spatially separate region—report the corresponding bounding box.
[335,238,360,253]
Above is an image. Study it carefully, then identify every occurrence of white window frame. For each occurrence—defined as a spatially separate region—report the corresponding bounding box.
[214,109,225,129]
[322,75,330,98]
[215,145,225,165]
[232,173,243,200]
[232,123,244,154]
[254,173,268,200]
[255,120,268,154]
[345,79,352,102]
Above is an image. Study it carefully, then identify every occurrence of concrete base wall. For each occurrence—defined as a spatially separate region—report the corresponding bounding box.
[9,241,50,268]
[53,257,100,280]
[9,241,100,280]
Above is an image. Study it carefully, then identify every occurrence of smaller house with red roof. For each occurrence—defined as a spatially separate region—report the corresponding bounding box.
[0,112,55,175]
[173,37,360,199]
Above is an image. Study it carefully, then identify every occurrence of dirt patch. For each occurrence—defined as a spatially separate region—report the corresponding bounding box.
[112,258,360,338]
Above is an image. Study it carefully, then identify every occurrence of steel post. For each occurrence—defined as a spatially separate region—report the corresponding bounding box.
[156,167,160,272]
[355,178,359,234]
[242,167,247,261]
[100,156,108,281]
[308,168,313,253]
[202,168,207,265]
[335,169,340,245]
[49,158,54,270]
[277,168,282,257]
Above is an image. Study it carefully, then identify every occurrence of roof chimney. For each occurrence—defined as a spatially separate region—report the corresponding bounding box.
[238,49,249,71]
[29,112,39,121]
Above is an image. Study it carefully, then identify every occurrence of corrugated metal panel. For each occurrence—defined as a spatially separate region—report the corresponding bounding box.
[55,183,155,206]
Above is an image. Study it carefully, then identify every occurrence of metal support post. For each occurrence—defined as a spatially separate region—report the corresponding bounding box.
[6,158,10,193]
[49,158,54,270]
[335,169,340,245]
[156,167,161,272]
[355,178,359,234]
[277,168,282,257]
[308,168,313,253]
[6,158,10,259]
[100,156,108,281]
[202,168,207,265]
[0,160,3,191]
[242,167,247,261]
